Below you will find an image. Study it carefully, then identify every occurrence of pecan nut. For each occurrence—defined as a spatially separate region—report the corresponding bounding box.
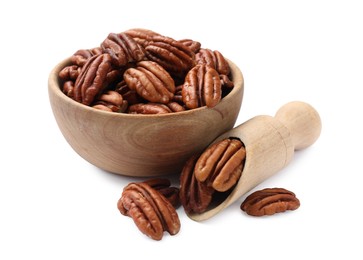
[145,35,195,77]
[128,103,172,114]
[124,28,161,47]
[178,39,201,53]
[240,188,300,216]
[62,81,75,98]
[92,90,127,112]
[143,178,180,208]
[196,48,230,75]
[194,138,246,192]
[179,155,215,214]
[74,53,113,105]
[101,33,146,67]
[58,65,81,81]
[123,60,175,104]
[71,47,102,67]
[182,64,222,109]
[117,182,180,240]
[115,80,143,105]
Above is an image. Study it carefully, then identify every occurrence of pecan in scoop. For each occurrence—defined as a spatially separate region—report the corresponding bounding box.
[179,155,215,214]
[117,182,180,241]
[241,188,300,216]
[194,138,246,192]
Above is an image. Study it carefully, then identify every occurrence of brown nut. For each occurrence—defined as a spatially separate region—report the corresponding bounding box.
[74,53,113,105]
[143,178,180,208]
[178,39,201,53]
[196,48,230,75]
[58,65,81,81]
[71,47,103,67]
[92,90,126,112]
[241,188,300,216]
[182,64,222,109]
[179,155,215,214]
[194,138,246,192]
[101,32,146,67]
[124,28,161,47]
[117,182,180,241]
[62,81,75,98]
[123,60,175,104]
[145,35,195,77]
[128,103,172,114]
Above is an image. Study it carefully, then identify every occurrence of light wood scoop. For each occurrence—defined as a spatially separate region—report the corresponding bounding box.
[188,101,322,221]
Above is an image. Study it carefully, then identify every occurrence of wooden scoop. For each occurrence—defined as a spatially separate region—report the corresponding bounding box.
[188,101,322,221]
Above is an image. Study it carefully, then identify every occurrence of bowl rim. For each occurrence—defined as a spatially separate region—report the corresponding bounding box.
[48,57,244,119]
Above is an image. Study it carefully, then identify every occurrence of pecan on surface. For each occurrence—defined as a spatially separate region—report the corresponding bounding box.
[92,90,127,112]
[182,64,222,109]
[179,155,215,214]
[123,60,175,104]
[73,53,113,106]
[196,48,230,75]
[194,138,246,192]
[117,182,181,241]
[145,35,195,77]
[143,178,180,208]
[241,188,300,216]
[101,33,146,67]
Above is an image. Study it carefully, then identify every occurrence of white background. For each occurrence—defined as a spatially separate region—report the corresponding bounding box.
[1,0,362,259]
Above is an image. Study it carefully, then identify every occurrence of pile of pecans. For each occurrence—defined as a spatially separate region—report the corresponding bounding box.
[117,137,300,240]
[58,28,234,114]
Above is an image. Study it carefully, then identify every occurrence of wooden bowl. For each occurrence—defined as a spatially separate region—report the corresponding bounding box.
[48,58,244,177]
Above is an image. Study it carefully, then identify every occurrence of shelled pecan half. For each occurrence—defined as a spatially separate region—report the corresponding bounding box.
[240,188,300,216]
[128,103,172,114]
[179,155,215,214]
[58,65,81,81]
[73,53,113,105]
[196,48,230,75]
[123,60,175,104]
[145,35,195,77]
[182,64,222,109]
[143,178,180,208]
[92,90,127,112]
[101,32,146,67]
[71,47,103,67]
[62,81,75,98]
[194,138,246,192]
[178,39,201,53]
[124,28,161,47]
[117,182,180,240]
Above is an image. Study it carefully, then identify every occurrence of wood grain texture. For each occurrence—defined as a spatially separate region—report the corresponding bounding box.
[189,101,322,221]
[48,58,244,176]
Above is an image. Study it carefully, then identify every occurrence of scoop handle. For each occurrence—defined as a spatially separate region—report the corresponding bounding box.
[275,101,322,150]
